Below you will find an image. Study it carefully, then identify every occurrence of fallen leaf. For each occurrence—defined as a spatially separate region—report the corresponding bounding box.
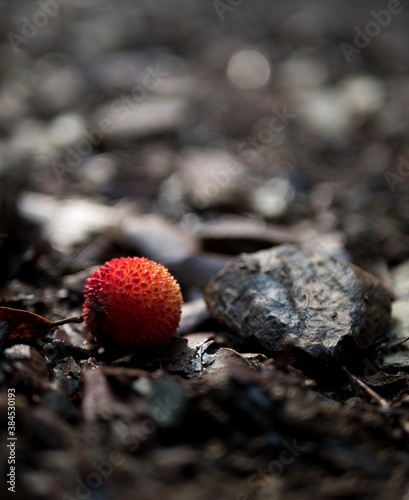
[0,306,83,348]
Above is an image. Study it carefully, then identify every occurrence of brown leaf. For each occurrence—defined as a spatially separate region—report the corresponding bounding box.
[0,306,55,346]
[0,307,82,349]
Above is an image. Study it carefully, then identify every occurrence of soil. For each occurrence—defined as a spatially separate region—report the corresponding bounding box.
[0,1,409,499]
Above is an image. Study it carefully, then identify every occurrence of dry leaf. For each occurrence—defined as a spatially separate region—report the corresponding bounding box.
[0,306,82,348]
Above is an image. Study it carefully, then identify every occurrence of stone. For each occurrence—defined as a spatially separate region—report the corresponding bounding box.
[205,245,392,363]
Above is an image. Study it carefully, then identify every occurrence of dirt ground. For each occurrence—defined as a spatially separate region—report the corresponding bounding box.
[1,1,409,499]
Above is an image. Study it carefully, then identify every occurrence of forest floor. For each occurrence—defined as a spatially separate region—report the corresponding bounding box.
[0,1,409,499]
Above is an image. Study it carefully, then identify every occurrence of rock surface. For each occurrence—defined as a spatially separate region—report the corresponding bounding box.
[205,245,392,363]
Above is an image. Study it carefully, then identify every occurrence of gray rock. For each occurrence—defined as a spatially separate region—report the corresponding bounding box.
[205,245,392,363]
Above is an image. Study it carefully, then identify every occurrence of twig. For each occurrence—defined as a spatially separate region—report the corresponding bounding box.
[343,366,390,409]
[52,316,84,327]
[386,336,409,348]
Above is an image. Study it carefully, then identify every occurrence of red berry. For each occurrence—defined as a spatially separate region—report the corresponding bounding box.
[82,257,183,351]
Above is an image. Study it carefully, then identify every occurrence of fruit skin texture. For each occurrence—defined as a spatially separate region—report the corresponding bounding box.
[82,257,183,351]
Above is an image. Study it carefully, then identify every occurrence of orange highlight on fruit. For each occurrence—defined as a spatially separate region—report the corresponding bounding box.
[82,257,183,351]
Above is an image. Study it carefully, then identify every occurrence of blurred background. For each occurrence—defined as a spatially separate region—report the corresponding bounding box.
[1,2,409,499]
[1,0,409,287]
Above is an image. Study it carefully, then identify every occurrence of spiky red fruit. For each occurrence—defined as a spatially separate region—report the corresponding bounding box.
[82,257,183,351]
